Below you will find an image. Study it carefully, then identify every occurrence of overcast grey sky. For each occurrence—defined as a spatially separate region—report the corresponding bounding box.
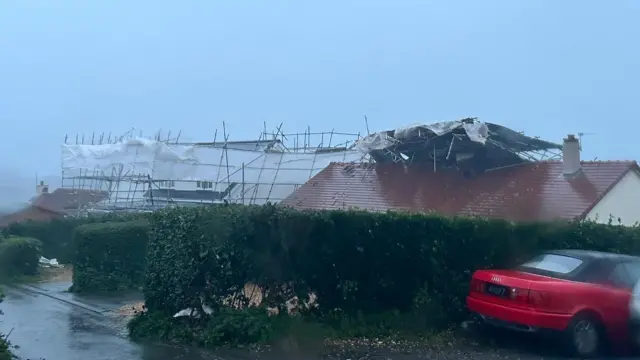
[1,0,638,204]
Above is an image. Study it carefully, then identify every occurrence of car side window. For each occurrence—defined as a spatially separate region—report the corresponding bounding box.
[623,262,640,290]
[581,261,613,284]
[608,263,636,289]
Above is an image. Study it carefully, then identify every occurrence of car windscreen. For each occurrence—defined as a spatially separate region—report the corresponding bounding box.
[517,254,583,276]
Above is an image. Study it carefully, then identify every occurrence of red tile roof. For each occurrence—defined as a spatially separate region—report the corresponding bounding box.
[0,205,61,227]
[31,188,110,214]
[280,161,639,222]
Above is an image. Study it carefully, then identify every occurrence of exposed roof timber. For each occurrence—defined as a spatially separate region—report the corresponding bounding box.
[358,119,563,171]
[485,123,561,151]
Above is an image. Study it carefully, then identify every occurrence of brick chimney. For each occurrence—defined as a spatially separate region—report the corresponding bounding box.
[562,134,581,176]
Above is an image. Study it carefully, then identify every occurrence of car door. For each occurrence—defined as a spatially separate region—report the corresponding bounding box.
[599,261,635,339]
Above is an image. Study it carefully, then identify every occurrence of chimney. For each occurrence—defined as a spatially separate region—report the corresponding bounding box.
[36,181,49,195]
[562,134,581,176]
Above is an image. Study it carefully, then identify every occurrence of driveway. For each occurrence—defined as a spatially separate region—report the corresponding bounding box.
[0,281,631,360]
[0,281,218,360]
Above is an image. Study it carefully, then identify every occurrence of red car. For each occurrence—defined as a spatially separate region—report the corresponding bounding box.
[466,249,640,358]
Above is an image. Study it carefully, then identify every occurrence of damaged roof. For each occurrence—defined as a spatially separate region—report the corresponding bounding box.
[280,161,639,222]
[355,118,563,172]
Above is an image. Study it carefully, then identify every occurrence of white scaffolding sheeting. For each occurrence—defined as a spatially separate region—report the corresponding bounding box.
[61,137,363,207]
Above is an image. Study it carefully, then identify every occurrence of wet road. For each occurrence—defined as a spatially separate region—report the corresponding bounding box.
[0,281,633,360]
[0,281,219,360]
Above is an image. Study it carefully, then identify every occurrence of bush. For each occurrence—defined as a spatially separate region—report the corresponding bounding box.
[0,236,42,279]
[2,218,79,265]
[72,220,150,293]
[135,205,640,347]
[2,213,150,264]
[128,308,277,348]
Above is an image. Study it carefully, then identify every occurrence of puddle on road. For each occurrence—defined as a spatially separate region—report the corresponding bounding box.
[0,285,220,360]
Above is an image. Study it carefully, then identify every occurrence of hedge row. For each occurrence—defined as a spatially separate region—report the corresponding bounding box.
[0,236,42,279]
[71,220,150,293]
[143,204,640,327]
[1,212,149,264]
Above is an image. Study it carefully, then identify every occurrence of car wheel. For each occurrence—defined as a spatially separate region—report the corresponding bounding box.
[565,314,603,358]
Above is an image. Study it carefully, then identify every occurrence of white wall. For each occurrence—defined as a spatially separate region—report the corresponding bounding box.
[587,169,640,226]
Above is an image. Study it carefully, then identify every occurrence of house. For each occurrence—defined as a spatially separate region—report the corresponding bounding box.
[0,183,109,226]
[281,135,640,226]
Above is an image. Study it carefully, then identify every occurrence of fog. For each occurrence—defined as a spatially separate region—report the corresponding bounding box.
[0,168,59,214]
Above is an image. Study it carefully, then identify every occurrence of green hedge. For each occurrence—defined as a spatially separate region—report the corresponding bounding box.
[142,205,640,329]
[2,213,150,264]
[0,236,43,278]
[72,220,150,293]
[2,218,79,265]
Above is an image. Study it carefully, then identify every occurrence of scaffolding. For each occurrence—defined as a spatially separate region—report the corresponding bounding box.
[59,118,565,214]
[60,123,365,213]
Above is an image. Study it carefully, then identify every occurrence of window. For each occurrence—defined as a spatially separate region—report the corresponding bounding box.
[610,262,640,289]
[197,181,213,189]
[625,262,640,284]
[157,180,175,188]
[519,254,583,275]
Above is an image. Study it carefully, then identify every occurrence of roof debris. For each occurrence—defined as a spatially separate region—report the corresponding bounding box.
[355,118,563,173]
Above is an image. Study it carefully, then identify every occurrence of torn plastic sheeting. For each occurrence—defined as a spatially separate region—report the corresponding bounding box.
[39,256,62,268]
[355,119,490,153]
[62,137,364,181]
[173,308,201,318]
[462,122,489,144]
[61,137,200,177]
[394,120,489,144]
[394,121,461,139]
[173,302,214,318]
[353,132,398,152]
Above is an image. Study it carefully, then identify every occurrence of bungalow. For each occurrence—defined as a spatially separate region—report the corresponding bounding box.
[281,135,640,226]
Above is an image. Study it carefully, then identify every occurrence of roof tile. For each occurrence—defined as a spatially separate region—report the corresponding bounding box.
[280,161,637,222]
[32,188,110,214]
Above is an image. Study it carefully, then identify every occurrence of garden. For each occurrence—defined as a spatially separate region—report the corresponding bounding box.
[3,204,640,353]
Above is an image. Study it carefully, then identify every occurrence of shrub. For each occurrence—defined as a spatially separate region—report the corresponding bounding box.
[2,212,150,264]
[2,218,79,265]
[72,220,150,293]
[135,205,640,346]
[0,236,43,278]
[128,308,277,348]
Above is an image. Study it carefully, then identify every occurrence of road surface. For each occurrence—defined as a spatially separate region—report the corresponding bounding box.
[0,281,631,359]
[0,282,218,360]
